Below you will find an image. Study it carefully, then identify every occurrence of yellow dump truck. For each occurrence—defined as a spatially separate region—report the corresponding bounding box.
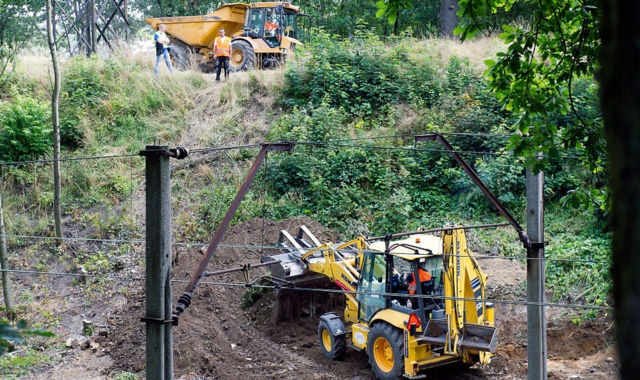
[145,2,304,72]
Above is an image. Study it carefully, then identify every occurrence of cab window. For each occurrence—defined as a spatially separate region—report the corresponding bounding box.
[357,253,387,322]
[283,9,298,38]
[247,9,265,36]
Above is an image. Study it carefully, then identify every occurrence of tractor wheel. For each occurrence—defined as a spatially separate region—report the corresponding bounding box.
[229,40,255,72]
[367,323,404,380]
[318,320,346,360]
[169,44,191,71]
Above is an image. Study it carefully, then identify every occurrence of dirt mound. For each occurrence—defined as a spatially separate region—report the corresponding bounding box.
[108,216,344,379]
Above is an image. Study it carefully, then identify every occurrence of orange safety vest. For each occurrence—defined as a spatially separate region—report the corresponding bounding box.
[408,269,432,295]
[214,36,231,57]
[265,21,277,31]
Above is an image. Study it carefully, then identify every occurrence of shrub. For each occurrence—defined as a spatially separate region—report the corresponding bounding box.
[404,58,442,107]
[281,31,401,117]
[0,95,51,162]
[63,56,108,107]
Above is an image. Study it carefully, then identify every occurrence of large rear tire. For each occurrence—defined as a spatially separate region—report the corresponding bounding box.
[229,40,255,72]
[169,44,191,71]
[367,323,404,380]
[318,320,346,360]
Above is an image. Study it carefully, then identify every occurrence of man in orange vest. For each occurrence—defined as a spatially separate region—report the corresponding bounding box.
[214,28,231,82]
[407,268,432,295]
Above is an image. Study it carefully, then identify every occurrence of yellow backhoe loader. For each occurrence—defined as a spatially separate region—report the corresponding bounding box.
[145,2,304,72]
[264,225,497,379]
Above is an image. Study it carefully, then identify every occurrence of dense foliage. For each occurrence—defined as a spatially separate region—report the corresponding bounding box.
[455,0,606,211]
[0,95,51,162]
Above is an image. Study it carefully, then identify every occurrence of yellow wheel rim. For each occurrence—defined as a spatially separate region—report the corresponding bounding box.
[373,337,394,373]
[232,49,244,65]
[321,329,332,352]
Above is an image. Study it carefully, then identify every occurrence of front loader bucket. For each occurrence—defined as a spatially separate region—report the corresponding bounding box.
[459,323,497,353]
[262,226,328,287]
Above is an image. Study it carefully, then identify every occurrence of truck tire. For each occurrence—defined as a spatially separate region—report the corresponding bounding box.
[169,44,191,71]
[367,323,404,380]
[229,40,255,72]
[318,320,346,360]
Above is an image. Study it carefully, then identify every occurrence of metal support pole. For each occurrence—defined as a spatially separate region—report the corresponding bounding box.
[90,0,96,53]
[142,145,172,380]
[526,153,547,380]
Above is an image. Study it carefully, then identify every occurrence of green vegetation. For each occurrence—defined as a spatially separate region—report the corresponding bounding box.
[0,347,51,378]
[0,95,51,162]
[113,372,139,380]
[264,31,609,307]
[0,26,609,377]
[0,319,53,377]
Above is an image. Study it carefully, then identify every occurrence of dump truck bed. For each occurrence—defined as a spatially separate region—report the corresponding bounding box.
[145,3,248,48]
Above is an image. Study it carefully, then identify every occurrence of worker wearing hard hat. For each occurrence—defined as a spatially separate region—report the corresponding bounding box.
[154,24,173,76]
[214,28,231,82]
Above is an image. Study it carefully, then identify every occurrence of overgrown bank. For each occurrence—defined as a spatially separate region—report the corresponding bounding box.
[0,33,611,376]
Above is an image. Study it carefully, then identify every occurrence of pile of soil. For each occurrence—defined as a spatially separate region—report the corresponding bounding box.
[105,216,618,379]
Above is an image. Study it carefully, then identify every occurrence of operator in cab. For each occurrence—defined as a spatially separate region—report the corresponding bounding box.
[213,28,231,82]
[407,267,432,295]
[265,17,278,33]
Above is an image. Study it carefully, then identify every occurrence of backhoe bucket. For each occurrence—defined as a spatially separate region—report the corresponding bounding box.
[421,318,448,347]
[421,319,497,353]
[460,323,497,353]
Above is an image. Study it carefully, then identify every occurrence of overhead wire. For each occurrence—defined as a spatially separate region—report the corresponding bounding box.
[0,233,612,265]
[0,134,591,167]
[0,136,610,314]
[0,152,141,167]
[0,234,612,265]
[3,268,612,311]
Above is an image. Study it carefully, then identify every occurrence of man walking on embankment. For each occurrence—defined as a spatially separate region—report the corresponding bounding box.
[214,28,231,82]
[154,24,173,76]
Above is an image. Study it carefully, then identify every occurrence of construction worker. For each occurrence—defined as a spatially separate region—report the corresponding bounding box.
[214,28,231,82]
[407,268,432,295]
[265,18,278,32]
[154,24,173,76]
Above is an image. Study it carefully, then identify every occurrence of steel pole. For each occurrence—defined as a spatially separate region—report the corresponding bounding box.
[143,145,172,380]
[526,153,547,380]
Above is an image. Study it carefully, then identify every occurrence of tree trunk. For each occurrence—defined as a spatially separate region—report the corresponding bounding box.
[393,15,399,35]
[438,0,459,39]
[46,0,63,245]
[601,1,640,378]
[0,186,14,320]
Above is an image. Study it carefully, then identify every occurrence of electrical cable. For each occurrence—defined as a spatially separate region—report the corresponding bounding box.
[3,268,613,311]
[0,234,612,264]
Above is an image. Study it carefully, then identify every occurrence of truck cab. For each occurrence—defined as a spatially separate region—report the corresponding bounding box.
[231,2,303,70]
